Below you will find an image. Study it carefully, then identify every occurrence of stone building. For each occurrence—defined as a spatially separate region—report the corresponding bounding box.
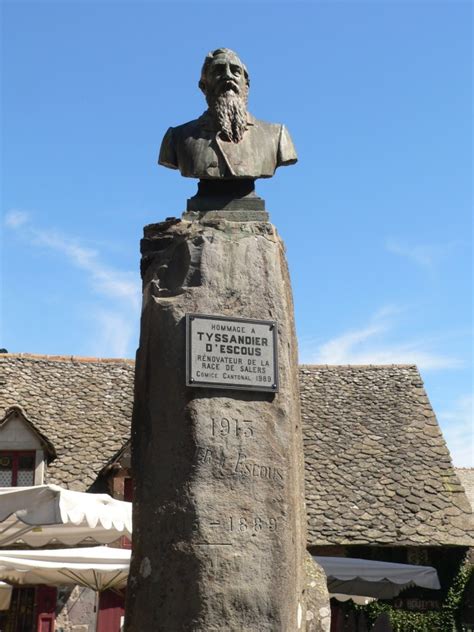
[300,365,473,627]
[0,355,134,632]
[0,354,472,631]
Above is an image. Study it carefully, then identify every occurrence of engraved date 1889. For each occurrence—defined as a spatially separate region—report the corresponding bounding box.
[209,516,278,533]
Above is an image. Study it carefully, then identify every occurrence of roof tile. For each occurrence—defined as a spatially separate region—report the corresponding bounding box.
[300,364,474,547]
[1,355,472,547]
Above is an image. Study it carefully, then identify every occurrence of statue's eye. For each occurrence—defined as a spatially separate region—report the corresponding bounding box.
[231,65,241,75]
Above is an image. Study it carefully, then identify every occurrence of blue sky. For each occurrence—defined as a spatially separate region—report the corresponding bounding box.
[1,1,472,466]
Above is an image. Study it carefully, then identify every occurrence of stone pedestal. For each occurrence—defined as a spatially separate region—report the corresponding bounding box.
[125,215,308,631]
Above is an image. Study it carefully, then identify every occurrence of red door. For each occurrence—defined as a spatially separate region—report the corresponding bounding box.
[36,586,56,632]
[96,590,125,632]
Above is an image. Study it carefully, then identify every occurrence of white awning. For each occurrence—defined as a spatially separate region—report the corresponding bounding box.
[0,485,132,547]
[314,556,441,599]
[0,547,130,592]
[330,593,375,605]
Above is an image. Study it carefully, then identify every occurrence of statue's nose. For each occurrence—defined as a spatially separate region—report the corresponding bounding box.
[223,63,233,78]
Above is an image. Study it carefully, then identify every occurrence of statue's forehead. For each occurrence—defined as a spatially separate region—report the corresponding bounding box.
[208,52,244,68]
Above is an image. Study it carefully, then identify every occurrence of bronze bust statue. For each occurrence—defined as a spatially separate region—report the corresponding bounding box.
[158,48,297,181]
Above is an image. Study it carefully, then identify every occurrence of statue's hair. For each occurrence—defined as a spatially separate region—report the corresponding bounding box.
[199,48,250,93]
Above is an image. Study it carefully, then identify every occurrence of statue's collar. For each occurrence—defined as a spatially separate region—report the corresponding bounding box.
[198,110,255,132]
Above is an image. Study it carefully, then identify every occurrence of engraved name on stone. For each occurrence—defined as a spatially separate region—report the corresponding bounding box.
[194,445,285,484]
[186,314,278,392]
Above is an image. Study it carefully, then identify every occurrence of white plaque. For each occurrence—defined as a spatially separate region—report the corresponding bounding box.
[186,314,278,392]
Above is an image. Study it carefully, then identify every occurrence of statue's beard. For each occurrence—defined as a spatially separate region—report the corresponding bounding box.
[208,90,248,143]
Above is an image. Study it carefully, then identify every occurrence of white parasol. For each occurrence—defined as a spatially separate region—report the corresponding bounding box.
[0,547,130,591]
[0,485,132,547]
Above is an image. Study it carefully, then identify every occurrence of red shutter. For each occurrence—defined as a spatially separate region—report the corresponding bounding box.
[36,586,56,632]
[123,477,133,501]
[97,589,125,632]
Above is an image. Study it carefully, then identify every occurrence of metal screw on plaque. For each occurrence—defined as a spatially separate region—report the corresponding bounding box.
[272,384,277,389]
[190,378,194,383]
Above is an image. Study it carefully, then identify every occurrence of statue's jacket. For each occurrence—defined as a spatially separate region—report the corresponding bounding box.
[158,111,297,179]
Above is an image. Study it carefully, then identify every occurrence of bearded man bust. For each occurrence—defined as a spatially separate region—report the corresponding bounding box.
[158,48,297,181]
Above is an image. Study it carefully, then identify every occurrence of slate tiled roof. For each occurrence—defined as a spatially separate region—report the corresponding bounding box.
[1,355,472,547]
[1,405,57,458]
[300,364,473,547]
[0,354,134,490]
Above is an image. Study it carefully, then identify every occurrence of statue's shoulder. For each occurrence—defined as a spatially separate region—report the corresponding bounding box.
[248,114,282,135]
[167,114,209,140]
[248,114,297,167]
[158,114,210,170]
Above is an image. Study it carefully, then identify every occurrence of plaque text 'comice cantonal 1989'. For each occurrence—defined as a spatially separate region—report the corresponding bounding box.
[186,314,279,392]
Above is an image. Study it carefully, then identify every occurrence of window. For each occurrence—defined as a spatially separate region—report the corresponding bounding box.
[0,451,35,487]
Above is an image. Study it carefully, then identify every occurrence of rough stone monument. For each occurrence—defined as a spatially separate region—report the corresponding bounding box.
[125,48,326,631]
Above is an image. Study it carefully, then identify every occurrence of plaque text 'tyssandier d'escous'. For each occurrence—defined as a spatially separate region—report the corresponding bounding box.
[186,314,278,392]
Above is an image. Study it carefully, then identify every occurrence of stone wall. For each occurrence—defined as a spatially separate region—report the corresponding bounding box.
[55,586,97,632]
[126,217,309,631]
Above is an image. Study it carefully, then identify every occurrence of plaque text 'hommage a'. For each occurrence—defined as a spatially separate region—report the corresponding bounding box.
[186,314,278,392]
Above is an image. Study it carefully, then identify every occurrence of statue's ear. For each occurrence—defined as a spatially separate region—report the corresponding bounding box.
[198,79,206,94]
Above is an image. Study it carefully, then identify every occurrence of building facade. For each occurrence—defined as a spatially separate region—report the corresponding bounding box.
[0,354,472,631]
